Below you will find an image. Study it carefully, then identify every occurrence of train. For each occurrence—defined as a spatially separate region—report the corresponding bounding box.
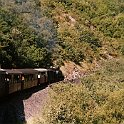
[0,68,64,97]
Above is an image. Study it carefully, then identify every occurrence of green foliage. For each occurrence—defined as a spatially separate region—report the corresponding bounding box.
[41,0,124,65]
[37,58,124,124]
[0,0,54,68]
[93,90,124,124]
[0,0,124,68]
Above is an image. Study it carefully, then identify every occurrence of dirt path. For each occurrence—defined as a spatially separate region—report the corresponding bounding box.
[23,86,49,121]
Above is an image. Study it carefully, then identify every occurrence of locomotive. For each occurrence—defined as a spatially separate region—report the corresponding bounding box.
[0,68,64,97]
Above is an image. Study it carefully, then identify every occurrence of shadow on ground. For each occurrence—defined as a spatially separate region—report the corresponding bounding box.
[0,84,48,124]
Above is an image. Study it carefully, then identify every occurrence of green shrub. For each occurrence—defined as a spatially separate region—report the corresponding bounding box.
[35,58,124,124]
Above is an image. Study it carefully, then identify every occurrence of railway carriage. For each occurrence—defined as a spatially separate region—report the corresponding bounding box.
[0,68,64,97]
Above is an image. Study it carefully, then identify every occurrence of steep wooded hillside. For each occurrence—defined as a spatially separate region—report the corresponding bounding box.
[0,0,124,68]
[41,0,124,66]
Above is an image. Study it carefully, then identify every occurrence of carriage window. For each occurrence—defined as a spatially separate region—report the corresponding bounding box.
[34,74,37,79]
[0,74,2,82]
[28,74,34,81]
[13,75,20,83]
[5,74,12,83]
[24,75,28,82]
[0,74,5,88]
[0,74,5,83]
[41,72,45,75]
[24,74,35,82]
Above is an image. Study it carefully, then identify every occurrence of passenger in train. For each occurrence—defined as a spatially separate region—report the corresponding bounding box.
[21,75,25,83]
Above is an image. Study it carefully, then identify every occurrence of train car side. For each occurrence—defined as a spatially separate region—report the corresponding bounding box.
[0,68,64,97]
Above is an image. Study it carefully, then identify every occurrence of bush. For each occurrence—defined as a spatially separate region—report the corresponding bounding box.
[34,58,124,124]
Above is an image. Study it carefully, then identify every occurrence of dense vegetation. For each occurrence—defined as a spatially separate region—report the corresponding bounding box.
[41,0,124,65]
[33,58,124,124]
[0,0,124,68]
[0,0,56,68]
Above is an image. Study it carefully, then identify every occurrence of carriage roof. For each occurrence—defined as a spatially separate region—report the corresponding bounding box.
[34,68,47,72]
[0,69,38,74]
[17,69,38,74]
[0,68,49,75]
[0,69,22,74]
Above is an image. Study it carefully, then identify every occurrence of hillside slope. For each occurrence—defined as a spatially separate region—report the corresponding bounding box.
[41,0,124,66]
[0,0,124,68]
